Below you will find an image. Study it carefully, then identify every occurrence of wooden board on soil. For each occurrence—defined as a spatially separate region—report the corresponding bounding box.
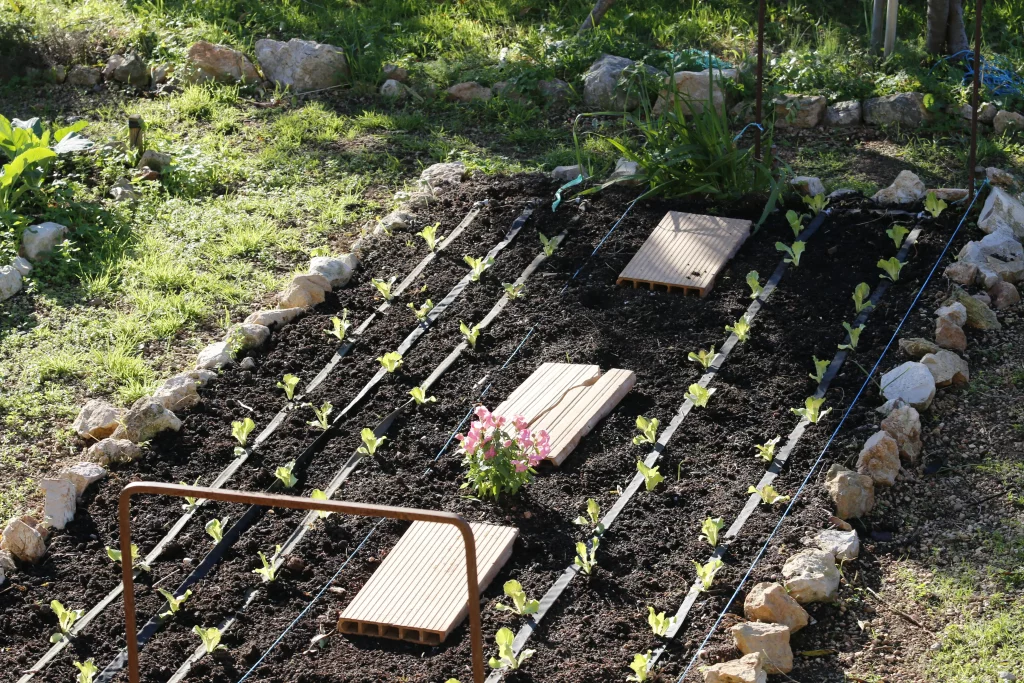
[617,211,752,297]
[337,521,518,645]
[493,362,636,465]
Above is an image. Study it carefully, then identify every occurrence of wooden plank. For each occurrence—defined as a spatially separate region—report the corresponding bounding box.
[337,521,517,644]
[618,211,751,297]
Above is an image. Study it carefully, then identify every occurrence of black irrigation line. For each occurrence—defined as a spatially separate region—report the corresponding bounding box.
[92,207,534,683]
[672,185,989,683]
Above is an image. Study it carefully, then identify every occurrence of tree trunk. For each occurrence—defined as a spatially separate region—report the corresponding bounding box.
[946,0,969,54]
[578,0,618,34]
[926,0,950,53]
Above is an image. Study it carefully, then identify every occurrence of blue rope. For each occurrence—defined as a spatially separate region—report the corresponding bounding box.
[929,49,1024,98]
[732,122,764,142]
[675,179,990,683]
[561,196,641,294]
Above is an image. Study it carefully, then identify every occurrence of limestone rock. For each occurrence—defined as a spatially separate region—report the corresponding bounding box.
[245,307,303,329]
[943,261,979,286]
[185,41,259,84]
[703,653,767,683]
[151,64,172,85]
[279,273,329,309]
[256,38,348,93]
[959,102,997,124]
[881,361,936,410]
[0,517,46,563]
[871,171,927,206]
[109,177,139,202]
[378,210,414,232]
[790,176,825,197]
[935,317,967,352]
[446,81,492,103]
[0,265,22,301]
[583,54,650,111]
[989,281,1021,310]
[978,187,1024,239]
[946,285,1001,330]
[881,404,922,464]
[782,549,840,603]
[420,162,467,187]
[774,94,826,128]
[309,254,358,287]
[608,157,641,185]
[921,350,970,388]
[72,399,121,441]
[492,80,527,103]
[932,188,969,202]
[552,165,585,182]
[826,464,875,519]
[382,64,408,82]
[11,256,30,276]
[815,529,860,561]
[653,68,737,116]
[987,167,1018,189]
[152,373,202,411]
[743,582,809,633]
[41,478,77,529]
[899,337,940,360]
[730,622,792,674]
[137,150,171,173]
[112,398,182,443]
[22,222,68,261]
[87,438,141,466]
[538,78,572,106]
[59,462,107,498]
[994,110,1024,136]
[975,291,992,306]
[957,228,1024,286]
[225,323,270,352]
[863,92,928,127]
[196,341,233,370]
[825,100,862,126]
[936,302,968,327]
[103,54,148,85]
[67,66,101,86]
[380,78,408,99]
[856,431,900,486]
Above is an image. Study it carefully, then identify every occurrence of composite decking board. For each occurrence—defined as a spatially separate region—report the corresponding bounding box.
[338,521,518,642]
[494,363,601,424]
[617,211,752,296]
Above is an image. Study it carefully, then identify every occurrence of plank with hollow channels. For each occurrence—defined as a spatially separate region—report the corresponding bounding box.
[617,211,752,297]
[337,521,517,644]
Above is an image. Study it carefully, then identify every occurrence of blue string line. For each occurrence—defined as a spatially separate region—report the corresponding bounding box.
[675,179,989,683]
[929,49,1024,97]
[732,122,764,142]
[562,196,641,294]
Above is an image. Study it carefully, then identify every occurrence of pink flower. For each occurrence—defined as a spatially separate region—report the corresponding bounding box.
[502,439,513,448]
[536,430,552,459]
[485,446,496,460]
[512,459,529,472]
[516,429,533,450]
[513,415,529,431]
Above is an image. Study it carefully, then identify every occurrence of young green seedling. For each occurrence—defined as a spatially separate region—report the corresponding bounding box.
[107,544,150,572]
[687,346,716,370]
[417,222,443,251]
[311,489,331,519]
[180,477,201,511]
[488,627,534,670]
[701,516,726,547]
[205,516,228,542]
[158,588,192,618]
[193,625,227,654]
[803,193,828,215]
[357,428,386,456]
[791,396,832,424]
[326,310,351,341]
[371,276,397,301]
[627,651,652,682]
[851,282,873,314]
[538,232,558,256]
[460,321,481,348]
[753,436,781,463]
[693,558,723,592]
[839,321,865,351]
[925,190,947,218]
[878,256,904,282]
[726,314,752,342]
[685,383,712,408]
[746,270,763,299]
[308,402,333,430]
[748,484,791,505]
[253,545,282,582]
[494,579,539,616]
[502,282,524,299]
[407,299,434,322]
[776,240,806,266]
[378,351,403,372]
[231,417,255,447]
[409,386,436,405]
[637,460,664,491]
[50,600,84,643]
[647,606,676,636]
[886,224,910,249]
[275,460,298,488]
[277,373,300,400]
[632,416,659,446]
[573,498,605,534]
[809,356,830,384]
[74,659,98,683]
[574,537,599,575]
[464,255,494,282]
[785,210,805,238]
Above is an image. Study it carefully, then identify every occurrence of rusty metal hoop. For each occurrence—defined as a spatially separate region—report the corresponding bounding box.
[117,482,486,683]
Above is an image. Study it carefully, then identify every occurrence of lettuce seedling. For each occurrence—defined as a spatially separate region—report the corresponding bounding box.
[574,537,599,575]
[852,282,873,314]
[205,516,228,542]
[748,484,791,505]
[407,299,434,322]
[746,270,763,299]
[538,232,558,256]
[311,489,332,519]
[754,436,781,463]
[378,351,403,372]
[50,600,84,643]
[693,557,723,592]
[878,256,904,282]
[886,224,910,249]
[277,374,300,400]
[74,659,98,683]
[326,310,351,341]
[464,255,494,282]
[193,625,227,654]
[803,193,829,215]
[502,282,524,299]
[410,386,436,405]
[632,416,658,446]
[275,460,298,488]
[785,210,805,238]
[839,321,865,351]
[573,498,605,535]
[158,588,192,618]
[686,383,712,408]
[488,627,534,670]
[231,417,255,447]
[417,222,443,251]
[371,276,397,301]
[791,396,831,424]
[726,314,751,342]
[687,346,716,370]
[180,477,201,511]
[647,606,676,636]
[627,651,652,682]
[808,356,830,384]
[925,190,947,218]
[357,428,386,456]
[308,402,333,430]
[460,321,481,349]
[107,544,150,572]
[253,545,282,582]
[776,240,806,266]
[701,516,725,547]
[637,460,664,491]
[495,579,539,615]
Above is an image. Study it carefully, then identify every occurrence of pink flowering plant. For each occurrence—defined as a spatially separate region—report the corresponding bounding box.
[457,406,551,499]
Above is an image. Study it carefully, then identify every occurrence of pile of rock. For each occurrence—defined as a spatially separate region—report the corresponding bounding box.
[63,53,170,89]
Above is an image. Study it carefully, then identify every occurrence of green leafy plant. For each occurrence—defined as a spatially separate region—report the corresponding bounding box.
[647,605,676,636]
[746,270,763,299]
[488,626,534,670]
[687,346,716,370]
[701,517,725,547]
[0,147,57,216]
[407,299,434,321]
[107,544,150,572]
[231,417,255,447]
[378,351,403,372]
[886,224,910,249]
[637,460,664,491]
[357,428,386,456]
[275,460,298,488]
[180,477,201,512]
[0,115,90,160]
[627,651,652,682]
[632,416,659,445]
[205,516,228,542]
[326,310,351,341]
[538,232,558,256]
[852,282,873,314]
[277,374,300,400]
[49,600,84,643]
[371,276,397,300]
[460,321,481,348]
[686,383,712,408]
[791,396,831,424]
[809,356,830,383]
[925,190,947,218]
[410,386,436,405]
[726,314,751,342]
[193,625,227,654]
[311,489,331,519]
[803,193,828,214]
[158,588,192,618]
[878,256,904,282]
[776,240,806,266]
[308,402,333,430]
[748,484,791,505]
[573,498,605,534]
[785,209,806,238]
[495,579,539,616]
[417,222,443,251]
[464,255,494,282]
[574,537,599,575]
[754,436,781,462]
[839,321,865,351]
[693,557,723,592]
[74,659,98,683]
[502,282,524,299]
[253,545,282,582]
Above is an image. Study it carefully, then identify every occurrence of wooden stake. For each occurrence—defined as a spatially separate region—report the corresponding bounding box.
[127,115,144,151]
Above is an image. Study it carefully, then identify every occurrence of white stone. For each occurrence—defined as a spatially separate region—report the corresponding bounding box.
[59,462,107,498]
[978,187,1024,239]
[936,302,968,327]
[863,92,928,127]
[994,110,1024,135]
[309,254,358,288]
[0,265,22,301]
[608,157,641,185]
[103,54,148,85]
[0,517,46,563]
[41,478,77,529]
[989,281,1021,310]
[782,549,840,603]
[943,261,979,286]
[871,171,927,206]
[703,652,767,683]
[22,222,68,261]
[111,398,182,443]
[856,431,901,486]
[445,81,491,103]
[935,316,967,352]
[815,529,860,561]
[921,350,970,387]
[196,341,233,370]
[583,54,640,111]
[552,165,585,182]
[730,622,792,674]
[72,399,121,440]
[790,176,825,197]
[185,41,259,84]
[245,307,303,329]
[225,323,270,352]
[933,188,969,202]
[947,285,1002,330]
[66,66,101,86]
[959,102,997,124]
[382,64,408,82]
[86,438,141,466]
[380,78,407,99]
[880,361,936,410]
[881,404,922,464]
[825,100,862,126]
[11,256,31,275]
[255,38,348,93]
[419,162,466,187]
[743,582,809,633]
[825,464,875,520]
[653,68,737,116]
[987,167,1018,189]
[109,178,139,202]
[378,210,413,232]
[152,373,202,411]
[774,94,826,128]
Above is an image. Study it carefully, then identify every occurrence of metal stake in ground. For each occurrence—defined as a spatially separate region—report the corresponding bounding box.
[753,0,766,161]
[967,0,984,202]
[116,482,487,683]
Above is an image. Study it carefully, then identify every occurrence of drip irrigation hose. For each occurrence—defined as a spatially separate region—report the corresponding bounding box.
[673,181,989,683]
